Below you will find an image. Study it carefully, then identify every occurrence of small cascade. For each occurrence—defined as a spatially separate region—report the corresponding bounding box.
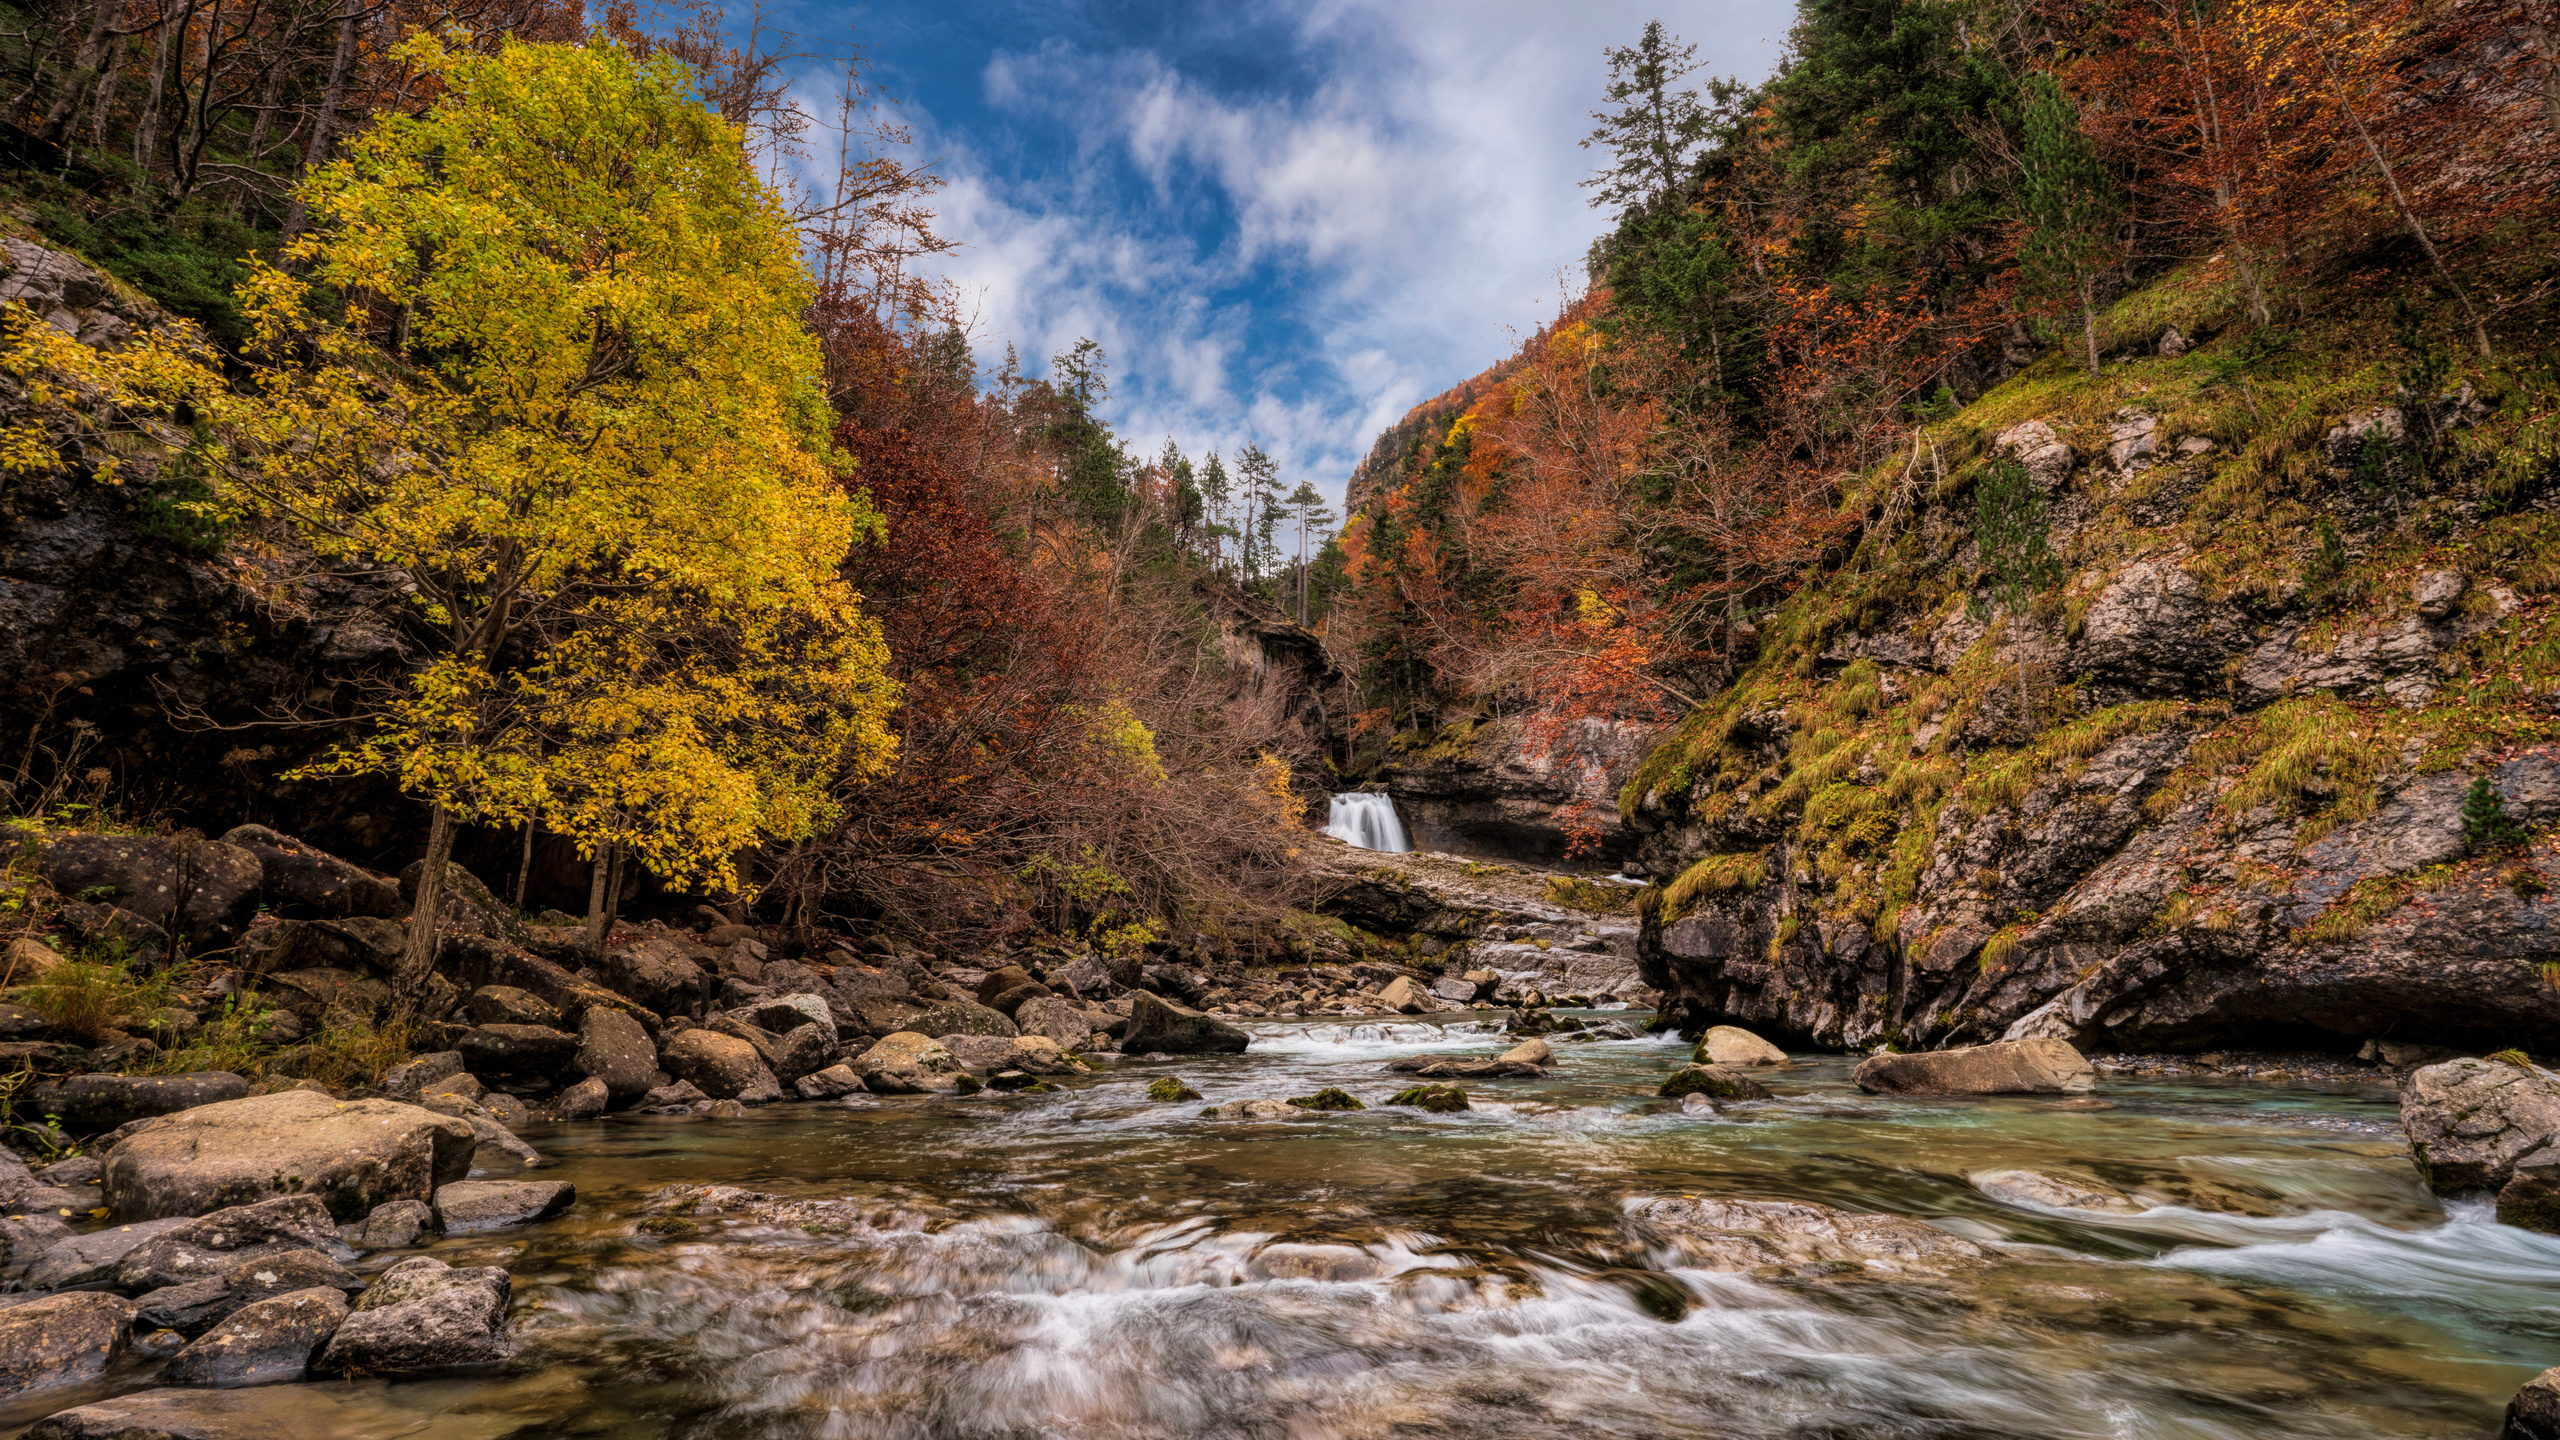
[1324,792,1413,853]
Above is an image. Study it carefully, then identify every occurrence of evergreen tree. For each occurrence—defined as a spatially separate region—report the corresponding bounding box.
[1285,480,1335,625]
[1971,459,2064,722]
[2019,70,2121,377]
[1581,20,1709,216]
[1237,443,1285,585]
[2464,777,2527,853]
[1198,450,1234,573]
[1050,338,1128,526]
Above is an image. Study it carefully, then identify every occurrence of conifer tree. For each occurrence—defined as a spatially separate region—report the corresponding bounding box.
[1581,20,1709,215]
[1238,443,1285,585]
[1197,450,1234,573]
[2019,70,2122,377]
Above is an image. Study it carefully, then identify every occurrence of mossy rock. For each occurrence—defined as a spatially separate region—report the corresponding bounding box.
[952,1074,984,1095]
[1658,1064,1772,1101]
[636,1216,706,1240]
[1385,1084,1469,1113]
[1286,1087,1365,1111]
[987,1071,1056,1092]
[1147,1076,1203,1103]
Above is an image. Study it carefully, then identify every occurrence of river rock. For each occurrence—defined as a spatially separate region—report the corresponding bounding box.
[550,1076,608,1120]
[1971,1169,2143,1214]
[2401,1057,2560,1193]
[218,826,402,920]
[641,1080,710,1109]
[398,860,527,946]
[159,1286,347,1386]
[1696,1026,1787,1067]
[2496,1149,2560,1234]
[659,1028,782,1102]
[39,833,263,950]
[794,1064,866,1099]
[1499,1037,1553,1066]
[1386,1055,1542,1079]
[316,1255,512,1373]
[20,1216,191,1290]
[381,1051,465,1095]
[908,1000,1016,1039]
[1202,1098,1303,1120]
[851,1032,962,1094]
[22,1385,391,1439]
[113,1195,341,1290]
[237,916,406,979]
[134,1247,361,1334]
[0,1292,133,1397]
[354,1199,435,1250]
[598,938,714,1018]
[463,985,561,1028]
[1659,1065,1772,1101]
[1379,976,1432,1014]
[1249,1243,1386,1281]
[1013,996,1095,1049]
[2508,1367,2560,1440]
[1123,991,1249,1054]
[570,1005,657,1104]
[22,1072,251,1136]
[1629,1196,1986,1277]
[4,935,66,984]
[975,966,1037,1005]
[1851,1039,2095,1096]
[1383,1084,1469,1112]
[710,1013,832,1084]
[746,993,837,1039]
[456,1022,578,1077]
[103,1092,474,1223]
[433,1179,574,1233]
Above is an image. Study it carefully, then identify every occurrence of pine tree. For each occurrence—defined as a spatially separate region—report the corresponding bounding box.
[2464,776,2527,853]
[1285,480,1334,625]
[1971,459,2064,722]
[1581,20,1710,216]
[2019,70,2122,377]
[1198,450,1234,574]
[1238,443,1285,586]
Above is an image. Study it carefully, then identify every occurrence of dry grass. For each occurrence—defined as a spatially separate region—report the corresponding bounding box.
[1656,850,1771,922]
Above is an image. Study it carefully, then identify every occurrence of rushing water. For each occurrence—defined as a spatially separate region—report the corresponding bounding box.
[1323,793,1413,853]
[12,1018,2559,1439]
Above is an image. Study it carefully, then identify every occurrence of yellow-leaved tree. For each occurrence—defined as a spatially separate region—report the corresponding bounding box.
[2,33,901,996]
[248,33,901,990]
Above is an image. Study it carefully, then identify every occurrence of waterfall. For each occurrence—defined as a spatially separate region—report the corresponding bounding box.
[1324,793,1413,853]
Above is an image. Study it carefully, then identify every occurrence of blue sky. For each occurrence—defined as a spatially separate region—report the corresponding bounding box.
[775,1,1795,519]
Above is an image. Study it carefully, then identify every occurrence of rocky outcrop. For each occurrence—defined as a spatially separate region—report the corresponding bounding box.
[315,1255,512,1373]
[1314,846,1650,1003]
[1368,711,1659,864]
[1626,1196,1985,1277]
[2509,1367,2560,1440]
[0,1292,134,1398]
[1120,992,1249,1054]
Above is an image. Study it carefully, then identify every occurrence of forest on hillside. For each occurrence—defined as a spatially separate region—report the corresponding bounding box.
[1331,0,2560,828]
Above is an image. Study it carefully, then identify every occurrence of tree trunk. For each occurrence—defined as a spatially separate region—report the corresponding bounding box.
[133,5,185,177]
[280,4,356,246]
[584,840,612,952]
[601,843,628,945]
[395,802,455,1002]
[35,1,114,145]
[2078,273,2102,377]
[512,820,535,909]
[2323,57,2491,359]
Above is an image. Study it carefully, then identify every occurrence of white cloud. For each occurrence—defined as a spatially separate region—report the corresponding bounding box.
[892,0,1791,522]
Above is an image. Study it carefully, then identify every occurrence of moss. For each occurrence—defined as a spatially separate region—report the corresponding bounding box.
[1145,1076,1203,1102]
[1286,1087,1366,1111]
[1654,850,1770,923]
[1384,1084,1468,1112]
[2290,863,2463,945]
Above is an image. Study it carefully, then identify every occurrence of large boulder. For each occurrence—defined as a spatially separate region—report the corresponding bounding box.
[1122,991,1249,1055]
[456,1023,578,1077]
[435,936,658,1033]
[1378,976,1432,1014]
[237,916,405,978]
[38,833,262,951]
[709,1013,832,1085]
[850,1032,962,1094]
[398,860,529,945]
[1696,1025,1787,1067]
[2509,1367,2560,1440]
[2401,1058,2560,1193]
[159,1286,348,1387]
[463,985,562,1028]
[22,1072,249,1135]
[1014,996,1097,1049]
[0,1292,133,1398]
[316,1256,512,1374]
[2500,1150,2560,1234]
[1851,1039,2094,1096]
[658,1028,781,1102]
[217,826,401,920]
[113,1195,342,1290]
[599,937,714,1018]
[573,1005,658,1102]
[102,1091,475,1221]
[1659,1064,1773,1101]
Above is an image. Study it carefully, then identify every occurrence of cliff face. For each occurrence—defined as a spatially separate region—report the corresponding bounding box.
[0,236,409,844]
[1619,341,2560,1056]
[1372,712,1659,865]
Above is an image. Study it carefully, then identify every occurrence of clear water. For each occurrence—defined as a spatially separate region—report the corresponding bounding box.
[11,1018,2556,1439]
[1323,793,1413,853]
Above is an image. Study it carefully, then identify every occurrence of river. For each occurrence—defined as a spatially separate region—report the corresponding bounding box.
[14,1016,2560,1438]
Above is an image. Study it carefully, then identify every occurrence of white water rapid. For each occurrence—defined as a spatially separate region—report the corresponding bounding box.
[1324,791,1413,852]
